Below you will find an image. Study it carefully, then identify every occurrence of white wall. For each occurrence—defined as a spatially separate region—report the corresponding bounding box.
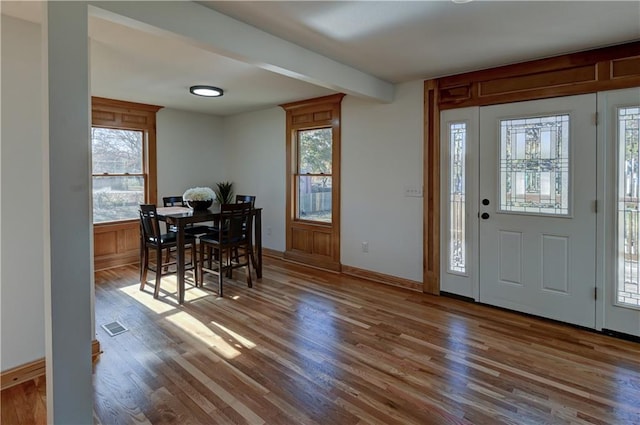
[1,15,46,371]
[342,81,424,282]
[156,108,226,200]
[223,81,424,282]
[223,107,287,251]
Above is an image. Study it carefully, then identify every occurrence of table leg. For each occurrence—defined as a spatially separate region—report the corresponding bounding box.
[255,209,262,279]
[176,221,185,304]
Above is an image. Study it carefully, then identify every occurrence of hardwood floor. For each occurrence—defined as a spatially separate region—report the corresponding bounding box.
[3,257,640,424]
[1,376,46,425]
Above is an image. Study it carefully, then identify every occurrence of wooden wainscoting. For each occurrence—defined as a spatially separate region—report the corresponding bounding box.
[285,222,341,271]
[94,221,139,271]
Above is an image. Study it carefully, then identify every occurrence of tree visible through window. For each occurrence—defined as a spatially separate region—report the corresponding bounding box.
[296,128,332,223]
[92,127,145,223]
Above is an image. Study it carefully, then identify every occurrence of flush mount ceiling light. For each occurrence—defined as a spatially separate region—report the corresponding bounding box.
[451,0,473,3]
[189,85,224,97]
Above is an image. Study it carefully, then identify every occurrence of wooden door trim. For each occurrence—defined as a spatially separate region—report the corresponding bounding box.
[424,41,640,295]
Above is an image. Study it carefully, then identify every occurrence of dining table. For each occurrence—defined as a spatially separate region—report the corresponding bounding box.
[156,205,262,304]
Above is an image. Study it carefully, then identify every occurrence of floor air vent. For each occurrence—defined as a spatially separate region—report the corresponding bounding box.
[101,320,128,337]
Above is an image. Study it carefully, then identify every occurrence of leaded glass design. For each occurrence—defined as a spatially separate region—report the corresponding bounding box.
[617,106,640,307]
[449,123,466,273]
[499,115,570,215]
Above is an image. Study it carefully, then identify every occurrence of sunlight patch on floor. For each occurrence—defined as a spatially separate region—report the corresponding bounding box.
[120,275,212,313]
[119,283,176,314]
[166,311,241,359]
[210,320,256,349]
[161,275,211,302]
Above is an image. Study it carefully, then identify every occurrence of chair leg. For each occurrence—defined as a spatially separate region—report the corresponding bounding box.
[140,247,150,290]
[218,247,224,297]
[139,241,145,283]
[154,248,162,299]
[245,248,252,288]
[163,248,171,272]
[191,242,198,287]
[249,245,258,273]
[232,247,239,263]
[199,242,206,285]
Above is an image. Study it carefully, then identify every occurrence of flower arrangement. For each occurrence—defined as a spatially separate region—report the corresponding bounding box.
[182,186,215,201]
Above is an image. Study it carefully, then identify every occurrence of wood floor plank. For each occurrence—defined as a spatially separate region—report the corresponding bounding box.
[4,257,640,424]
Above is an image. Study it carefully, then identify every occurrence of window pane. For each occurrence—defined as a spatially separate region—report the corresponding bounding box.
[93,176,144,223]
[298,128,332,174]
[499,115,570,215]
[618,106,640,308]
[449,122,466,273]
[92,128,143,174]
[297,176,332,223]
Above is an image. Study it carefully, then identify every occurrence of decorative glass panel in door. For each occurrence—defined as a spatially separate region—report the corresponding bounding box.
[617,106,640,308]
[499,115,570,216]
[601,87,640,338]
[449,122,467,273]
[440,106,479,299]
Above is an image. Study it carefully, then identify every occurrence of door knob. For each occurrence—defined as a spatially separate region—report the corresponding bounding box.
[482,199,490,206]
[481,212,490,220]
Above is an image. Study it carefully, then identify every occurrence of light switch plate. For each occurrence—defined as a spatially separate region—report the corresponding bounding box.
[404,186,423,197]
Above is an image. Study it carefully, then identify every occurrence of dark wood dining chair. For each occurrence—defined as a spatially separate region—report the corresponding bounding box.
[198,202,253,297]
[139,204,198,298]
[162,196,186,207]
[162,195,210,235]
[233,195,257,267]
[205,194,255,235]
[235,194,256,208]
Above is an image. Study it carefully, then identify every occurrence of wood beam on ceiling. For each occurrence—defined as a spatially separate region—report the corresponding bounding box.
[88,1,395,103]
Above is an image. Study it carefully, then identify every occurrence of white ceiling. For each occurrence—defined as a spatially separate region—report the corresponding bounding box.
[2,1,639,116]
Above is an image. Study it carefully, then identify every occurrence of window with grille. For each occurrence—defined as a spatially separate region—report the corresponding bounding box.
[91,127,145,223]
[295,128,333,223]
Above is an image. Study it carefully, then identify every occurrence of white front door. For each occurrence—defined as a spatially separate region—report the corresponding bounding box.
[478,95,597,328]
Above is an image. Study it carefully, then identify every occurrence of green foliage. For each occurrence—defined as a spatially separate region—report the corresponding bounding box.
[215,181,234,204]
[299,128,332,174]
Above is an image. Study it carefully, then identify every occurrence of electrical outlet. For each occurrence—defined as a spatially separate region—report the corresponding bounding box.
[362,241,369,253]
[267,227,272,236]
[404,186,423,197]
